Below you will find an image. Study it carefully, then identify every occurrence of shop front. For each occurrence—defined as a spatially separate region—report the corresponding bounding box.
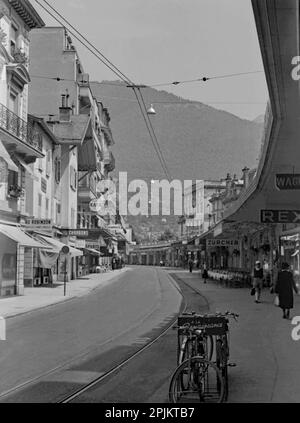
[0,223,47,296]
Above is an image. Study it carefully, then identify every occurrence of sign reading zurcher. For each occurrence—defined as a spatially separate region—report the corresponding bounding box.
[261,210,300,223]
[276,174,300,190]
[207,239,239,247]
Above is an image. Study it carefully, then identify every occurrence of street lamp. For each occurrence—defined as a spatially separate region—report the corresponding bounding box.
[147,104,156,115]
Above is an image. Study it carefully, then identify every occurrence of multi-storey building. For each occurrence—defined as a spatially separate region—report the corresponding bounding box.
[28,27,116,279]
[0,0,46,297]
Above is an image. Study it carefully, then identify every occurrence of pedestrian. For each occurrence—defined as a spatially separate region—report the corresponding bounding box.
[275,262,299,319]
[252,260,264,303]
[188,257,194,273]
[202,266,208,284]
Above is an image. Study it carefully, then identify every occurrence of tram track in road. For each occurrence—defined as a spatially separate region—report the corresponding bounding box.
[59,271,211,403]
[0,269,210,403]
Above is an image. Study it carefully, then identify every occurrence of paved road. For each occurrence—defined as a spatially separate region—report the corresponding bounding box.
[0,266,181,401]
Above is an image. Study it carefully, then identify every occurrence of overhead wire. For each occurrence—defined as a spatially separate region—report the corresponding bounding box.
[38,0,135,86]
[34,0,131,84]
[34,0,172,180]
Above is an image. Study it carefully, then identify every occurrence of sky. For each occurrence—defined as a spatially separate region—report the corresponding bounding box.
[32,0,269,121]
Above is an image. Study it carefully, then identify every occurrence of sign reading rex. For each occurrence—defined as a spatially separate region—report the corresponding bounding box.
[276,174,300,190]
[261,210,300,224]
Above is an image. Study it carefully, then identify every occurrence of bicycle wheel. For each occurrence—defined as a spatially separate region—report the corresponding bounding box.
[169,357,225,403]
[216,338,229,401]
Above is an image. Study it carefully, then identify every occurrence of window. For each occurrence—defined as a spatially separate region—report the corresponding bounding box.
[46,150,51,177]
[7,169,18,188]
[38,194,42,207]
[38,158,43,172]
[54,158,61,183]
[46,198,49,218]
[9,89,19,115]
[56,203,61,226]
[10,24,18,55]
[70,166,77,191]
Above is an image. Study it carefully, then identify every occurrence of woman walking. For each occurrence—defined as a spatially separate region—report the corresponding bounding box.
[253,261,264,303]
[275,262,298,319]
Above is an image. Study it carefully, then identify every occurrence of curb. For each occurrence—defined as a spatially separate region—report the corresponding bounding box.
[3,268,129,320]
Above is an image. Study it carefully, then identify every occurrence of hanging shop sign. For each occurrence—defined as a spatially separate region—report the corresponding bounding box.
[276,174,300,190]
[261,210,300,224]
[207,239,239,247]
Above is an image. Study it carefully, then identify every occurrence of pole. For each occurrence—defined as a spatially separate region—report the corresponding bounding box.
[64,255,67,296]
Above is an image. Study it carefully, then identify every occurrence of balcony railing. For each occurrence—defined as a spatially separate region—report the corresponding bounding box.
[0,103,42,152]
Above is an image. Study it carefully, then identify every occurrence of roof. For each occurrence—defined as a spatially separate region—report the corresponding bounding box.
[28,115,59,145]
[50,115,91,145]
[9,0,45,29]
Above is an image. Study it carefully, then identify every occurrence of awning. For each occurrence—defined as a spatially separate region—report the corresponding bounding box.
[82,247,102,256]
[36,235,83,257]
[15,155,38,181]
[69,246,83,257]
[0,224,48,248]
[36,235,66,253]
[0,140,18,172]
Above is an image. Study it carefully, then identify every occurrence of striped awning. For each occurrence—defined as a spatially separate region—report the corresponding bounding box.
[0,224,48,248]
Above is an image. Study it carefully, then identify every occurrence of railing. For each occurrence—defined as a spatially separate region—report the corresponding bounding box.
[0,103,42,152]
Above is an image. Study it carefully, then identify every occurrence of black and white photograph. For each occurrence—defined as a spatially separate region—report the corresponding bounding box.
[0,0,299,408]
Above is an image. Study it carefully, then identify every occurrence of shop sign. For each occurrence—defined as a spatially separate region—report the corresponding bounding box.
[261,210,300,224]
[61,229,89,237]
[207,239,239,247]
[75,240,86,248]
[25,219,52,234]
[282,240,296,250]
[276,174,300,190]
[86,241,100,250]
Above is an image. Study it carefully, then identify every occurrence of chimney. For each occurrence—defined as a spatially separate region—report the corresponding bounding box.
[59,93,72,122]
[242,167,250,189]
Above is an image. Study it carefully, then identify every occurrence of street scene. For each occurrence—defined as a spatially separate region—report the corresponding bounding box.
[1,0,300,407]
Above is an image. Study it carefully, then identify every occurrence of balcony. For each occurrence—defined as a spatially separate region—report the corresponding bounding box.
[0,103,43,160]
[78,174,97,203]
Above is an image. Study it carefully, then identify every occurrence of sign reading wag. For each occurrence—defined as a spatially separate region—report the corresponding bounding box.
[276,174,300,190]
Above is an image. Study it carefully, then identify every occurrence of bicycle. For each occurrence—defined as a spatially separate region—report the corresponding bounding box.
[169,311,238,403]
[214,312,238,401]
[177,312,214,365]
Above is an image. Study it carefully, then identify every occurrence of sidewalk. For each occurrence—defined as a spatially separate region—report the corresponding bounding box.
[169,270,300,403]
[0,268,130,319]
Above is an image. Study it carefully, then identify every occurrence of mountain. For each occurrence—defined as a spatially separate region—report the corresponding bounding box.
[91,81,264,240]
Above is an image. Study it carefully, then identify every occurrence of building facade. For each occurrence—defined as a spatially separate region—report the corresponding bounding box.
[0,0,46,297]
